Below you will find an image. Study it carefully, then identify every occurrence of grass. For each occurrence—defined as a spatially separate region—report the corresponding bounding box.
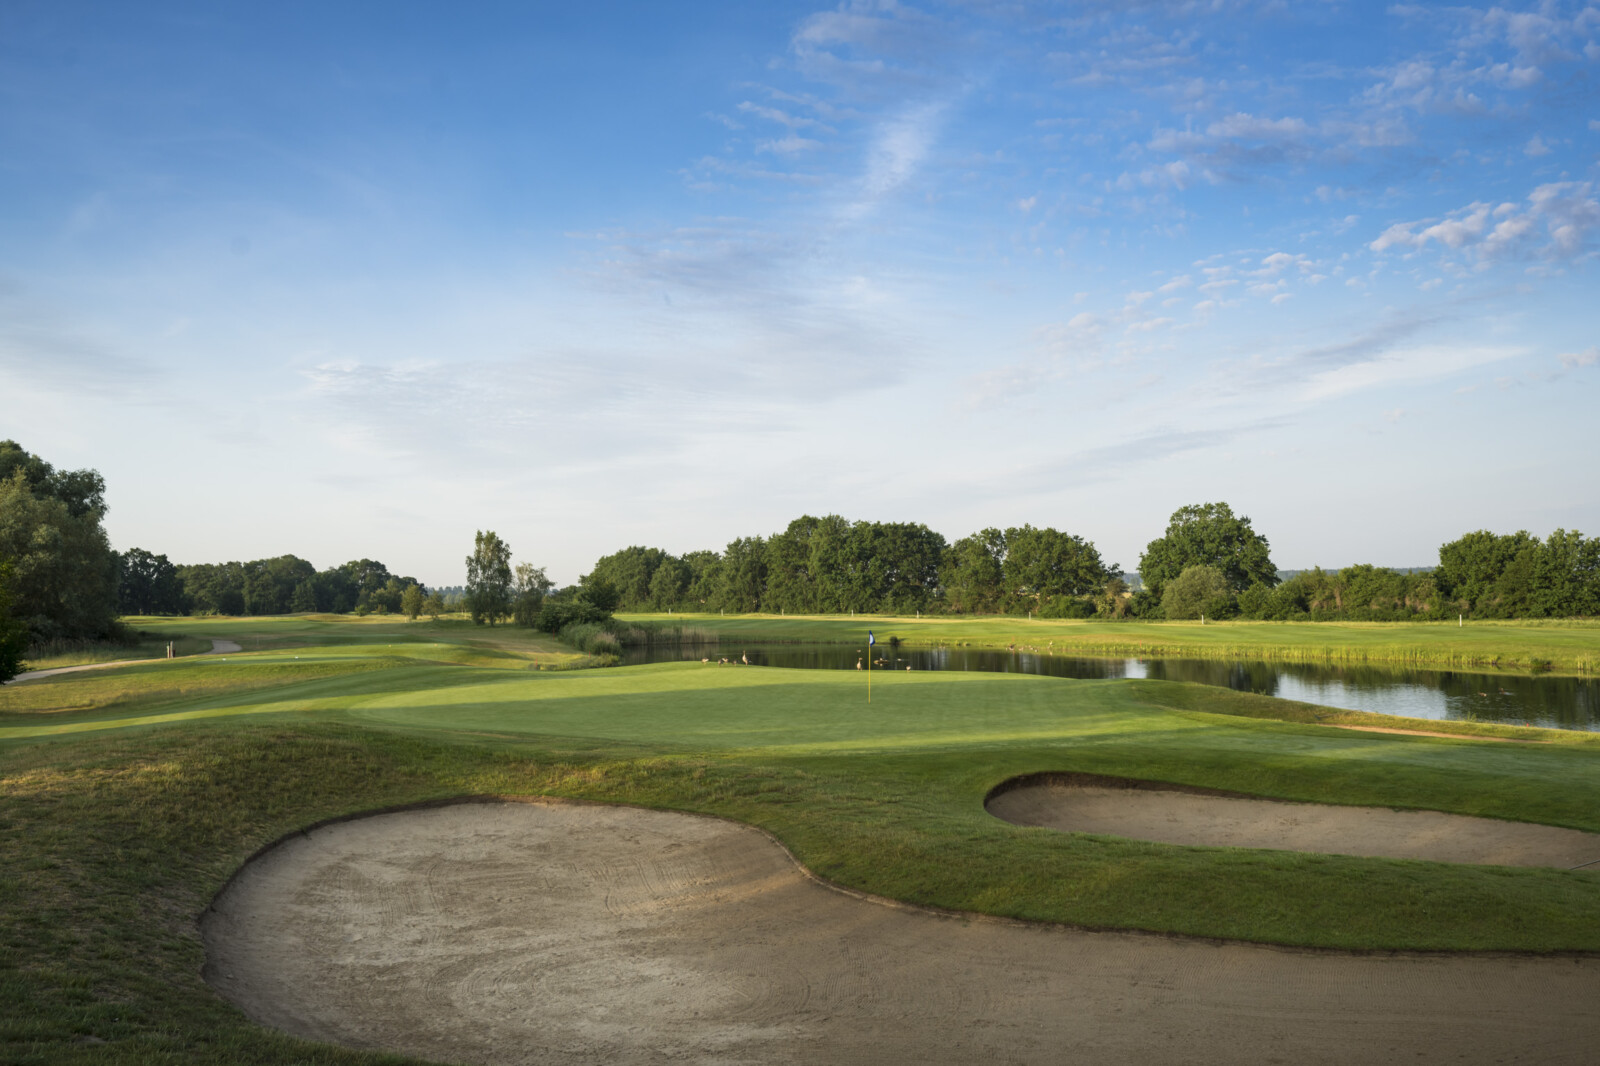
[4,615,1599,1063]
[21,630,214,671]
[622,611,1600,674]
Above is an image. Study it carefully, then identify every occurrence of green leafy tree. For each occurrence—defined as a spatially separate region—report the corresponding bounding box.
[1436,530,1537,617]
[0,561,28,682]
[290,579,318,613]
[512,564,554,627]
[177,562,246,615]
[1533,530,1600,617]
[0,446,119,643]
[1096,576,1131,619]
[401,583,425,620]
[764,512,832,611]
[681,550,723,608]
[1139,502,1277,599]
[466,531,514,625]
[999,524,1113,610]
[422,591,445,620]
[534,583,614,632]
[584,546,670,611]
[116,548,187,615]
[940,529,1005,614]
[579,575,620,614]
[1161,564,1233,620]
[0,440,106,518]
[647,556,689,610]
[841,520,947,614]
[715,536,767,612]
[311,567,358,613]
[337,558,395,613]
[242,555,316,615]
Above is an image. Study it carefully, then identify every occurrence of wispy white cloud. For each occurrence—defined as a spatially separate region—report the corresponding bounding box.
[1370,182,1600,262]
[1299,345,1522,402]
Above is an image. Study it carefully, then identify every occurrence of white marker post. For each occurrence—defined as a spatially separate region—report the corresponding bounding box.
[867,630,874,704]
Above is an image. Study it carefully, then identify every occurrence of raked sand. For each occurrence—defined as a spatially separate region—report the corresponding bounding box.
[985,773,1600,868]
[204,799,1600,1066]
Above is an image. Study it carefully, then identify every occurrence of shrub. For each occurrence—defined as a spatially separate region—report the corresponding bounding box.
[1162,565,1234,620]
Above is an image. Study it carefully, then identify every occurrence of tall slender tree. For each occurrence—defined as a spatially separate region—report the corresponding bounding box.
[465,530,514,625]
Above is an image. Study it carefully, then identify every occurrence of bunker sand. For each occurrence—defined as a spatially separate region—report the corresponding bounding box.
[986,774,1600,868]
[204,801,1599,1065]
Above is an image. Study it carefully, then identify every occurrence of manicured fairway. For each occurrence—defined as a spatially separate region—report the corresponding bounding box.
[3,618,1599,1064]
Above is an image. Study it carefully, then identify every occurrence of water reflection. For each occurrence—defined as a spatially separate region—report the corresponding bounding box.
[622,643,1600,732]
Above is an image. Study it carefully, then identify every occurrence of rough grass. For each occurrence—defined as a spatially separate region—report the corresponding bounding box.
[5,616,1600,1063]
[622,612,1600,674]
[21,630,213,671]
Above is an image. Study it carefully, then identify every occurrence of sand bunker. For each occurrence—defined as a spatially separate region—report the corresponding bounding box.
[203,800,1599,1065]
[986,773,1600,868]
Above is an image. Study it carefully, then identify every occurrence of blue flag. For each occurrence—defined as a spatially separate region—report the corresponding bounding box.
[867,631,875,645]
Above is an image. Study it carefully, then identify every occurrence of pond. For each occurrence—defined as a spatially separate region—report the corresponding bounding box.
[622,643,1600,732]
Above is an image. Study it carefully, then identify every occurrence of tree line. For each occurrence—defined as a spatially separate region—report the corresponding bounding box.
[4,436,1598,685]
[573,503,1600,623]
[580,515,1117,619]
[166,555,431,617]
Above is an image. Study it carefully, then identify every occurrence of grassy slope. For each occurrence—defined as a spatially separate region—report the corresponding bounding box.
[623,612,1600,673]
[5,621,1600,1063]
[21,632,214,671]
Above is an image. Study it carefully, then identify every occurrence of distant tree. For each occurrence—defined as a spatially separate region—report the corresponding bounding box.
[937,525,1108,615]
[1435,530,1543,617]
[311,567,358,613]
[337,558,395,613]
[715,536,767,613]
[1139,502,1277,599]
[585,546,670,611]
[940,529,1005,613]
[579,575,620,615]
[1161,565,1233,620]
[1534,530,1600,617]
[844,520,947,614]
[512,563,554,627]
[763,515,828,613]
[178,562,246,615]
[422,591,445,620]
[242,555,316,615]
[1096,576,1131,619]
[681,550,723,609]
[371,576,407,615]
[465,531,514,625]
[0,561,27,683]
[534,584,613,632]
[401,583,425,621]
[999,524,1113,610]
[116,548,187,615]
[647,556,689,610]
[290,579,318,614]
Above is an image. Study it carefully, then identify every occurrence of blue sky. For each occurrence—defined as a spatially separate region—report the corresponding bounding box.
[3,0,1596,585]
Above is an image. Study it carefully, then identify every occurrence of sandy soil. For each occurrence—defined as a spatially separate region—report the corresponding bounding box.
[986,775,1600,867]
[203,800,1600,1066]
[1327,723,1529,742]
